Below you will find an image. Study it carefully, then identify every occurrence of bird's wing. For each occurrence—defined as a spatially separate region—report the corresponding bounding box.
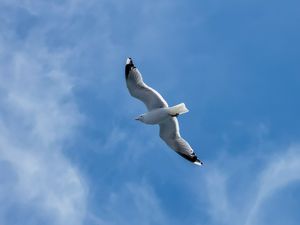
[125,58,168,111]
[159,117,202,165]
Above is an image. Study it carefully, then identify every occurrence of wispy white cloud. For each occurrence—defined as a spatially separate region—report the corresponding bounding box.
[0,53,87,224]
[87,181,167,225]
[201,144,300,225]
[244,145,300,225]
[0,3,88,224]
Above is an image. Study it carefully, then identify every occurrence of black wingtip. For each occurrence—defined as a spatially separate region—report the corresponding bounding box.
[125,57,135,79]
[177,152,203,166]
[126,57,132,64]
[194,159,204,166]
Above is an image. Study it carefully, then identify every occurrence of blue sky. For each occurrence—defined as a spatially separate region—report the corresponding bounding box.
[0,0,300,224]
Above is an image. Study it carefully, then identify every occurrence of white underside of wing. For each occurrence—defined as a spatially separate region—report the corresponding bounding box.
[172,136,194,155]
[159,118,196,157]
[126,69,168,110]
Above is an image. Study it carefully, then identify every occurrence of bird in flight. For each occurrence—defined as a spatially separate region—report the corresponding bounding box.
[125,58,203,166]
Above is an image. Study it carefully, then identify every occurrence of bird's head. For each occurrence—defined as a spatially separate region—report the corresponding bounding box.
[135,115,145,122]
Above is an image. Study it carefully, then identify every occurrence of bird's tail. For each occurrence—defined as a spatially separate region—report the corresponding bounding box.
[168,103,189,116]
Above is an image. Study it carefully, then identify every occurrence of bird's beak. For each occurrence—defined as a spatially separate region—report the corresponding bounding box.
[134,117,139,121]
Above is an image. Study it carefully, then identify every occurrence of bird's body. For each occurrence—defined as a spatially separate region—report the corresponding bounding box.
[136,103,188,125]
[125,58,203,166]
[137,108,170,125]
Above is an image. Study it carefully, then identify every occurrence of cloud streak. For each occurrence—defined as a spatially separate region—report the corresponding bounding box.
[0,4,87,223]
[244,145,300,225]
[202,144,300,225]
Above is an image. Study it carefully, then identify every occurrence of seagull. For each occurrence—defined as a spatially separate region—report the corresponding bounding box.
[125,58,203,166]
